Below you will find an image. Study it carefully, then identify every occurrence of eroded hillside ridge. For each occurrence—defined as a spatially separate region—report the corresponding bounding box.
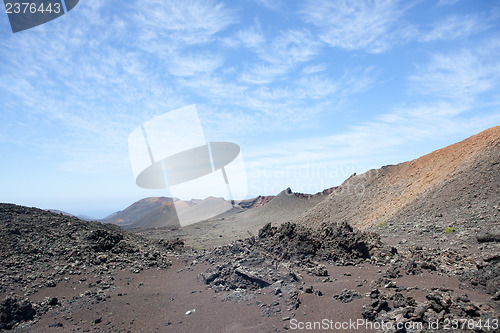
[238,195,275,209]
[296,126,500,238]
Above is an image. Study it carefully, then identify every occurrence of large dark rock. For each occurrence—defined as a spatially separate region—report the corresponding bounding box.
[333,289,362,303]
[477,227,500,243]
[0,296,36,330]
[460,259,500,295]
[255,221,384,263]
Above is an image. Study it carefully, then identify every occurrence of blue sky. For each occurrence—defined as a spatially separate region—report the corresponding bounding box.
[1,0,499,218]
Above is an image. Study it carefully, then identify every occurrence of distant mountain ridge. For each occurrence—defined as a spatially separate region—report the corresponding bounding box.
[101,196,236,229]
[102,186,338,231]
[47,209,94,221]
[100,197,180,229]
[135,186,338,248]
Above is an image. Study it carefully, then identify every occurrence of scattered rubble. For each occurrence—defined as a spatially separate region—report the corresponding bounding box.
[195,220,500,327]
[0,203,172,330]
[197,221,394,317]
[362,288,497,333]
[1,199,499,331]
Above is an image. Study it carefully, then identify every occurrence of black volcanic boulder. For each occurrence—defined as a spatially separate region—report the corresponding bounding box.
[0,295,36,330]
[256,221,384,263]
[460,259,500,295]
[477,227,500,243]
[157,238,185,251]
[318,221,378,260]
[257,222,322,260]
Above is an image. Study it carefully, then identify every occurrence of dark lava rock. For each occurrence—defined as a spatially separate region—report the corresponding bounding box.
[198,221,392,315]
[459,258,500,295]
[200,263,278,292]
[0,295,36,330]
[48,297,59,306]
[158,238,185,251]
[49,322,63,327]
[333,289,362,303]
[233,268,271,288]
[364,288,497,332]
[304,286,314,294]
[384,263,402,278]
[87,229,123,252]
[361,289,391,322]
[477,227,500,243]
[392,293,406,308]
[390,246,473,276]
[256,221,384,263]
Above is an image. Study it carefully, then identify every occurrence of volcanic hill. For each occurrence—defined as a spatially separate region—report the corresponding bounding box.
[102,196,236,230]
[294,126,500,247]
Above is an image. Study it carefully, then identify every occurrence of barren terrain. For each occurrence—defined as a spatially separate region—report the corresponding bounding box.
[1,127,499,332]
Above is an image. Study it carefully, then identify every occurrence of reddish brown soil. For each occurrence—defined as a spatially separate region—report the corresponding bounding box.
[6,256,492,333]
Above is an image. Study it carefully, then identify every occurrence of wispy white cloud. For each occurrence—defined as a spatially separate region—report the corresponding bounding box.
[260,30,321,65]
[409,43,500,102]
[133,0,237,46]
[254,0,283,11]
[237,29,322,83]
[302,63,327,75]
[0,0,376,179]
[244,99,500,194]
[177,73,248,104]
[243,35,500,192]
[0,1,191,174]
[168,52,224,77]
[338,67,377,95]
[1,0,498,206]
[437,0,461,6]
[193,67,375,139]
[239,63,289,84]
[300,0,411,53]
[296,75,338,99]
[235,21,266,49]
[420,14,494,42]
